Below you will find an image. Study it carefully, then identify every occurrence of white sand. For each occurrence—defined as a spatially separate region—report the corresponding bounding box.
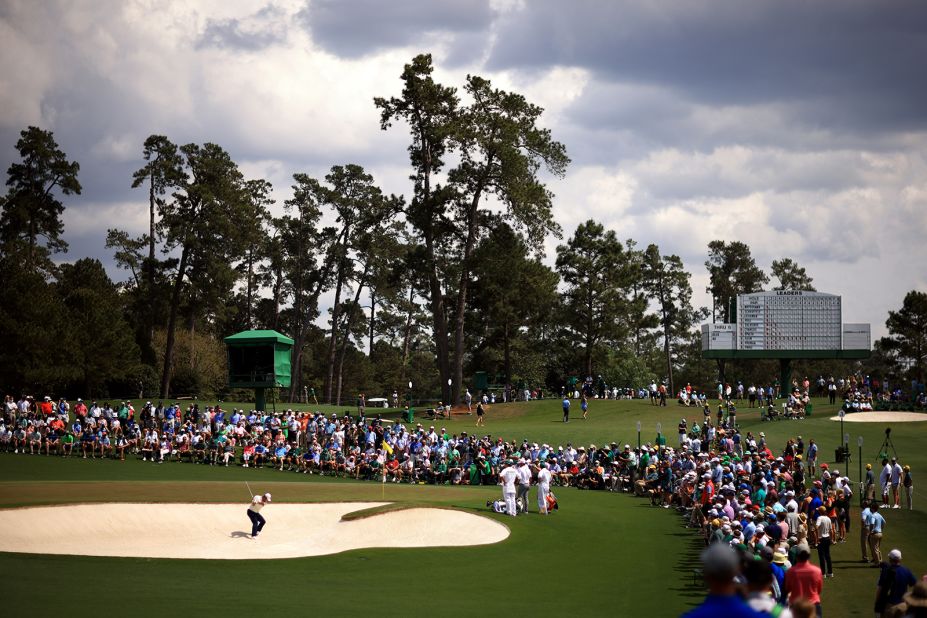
[0,502,509,560]
[829,411,927,423]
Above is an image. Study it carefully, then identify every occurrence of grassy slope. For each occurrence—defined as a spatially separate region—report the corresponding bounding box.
[1,397,925,617]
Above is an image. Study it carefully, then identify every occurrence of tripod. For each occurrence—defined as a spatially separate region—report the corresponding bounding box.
[876,428,899,461]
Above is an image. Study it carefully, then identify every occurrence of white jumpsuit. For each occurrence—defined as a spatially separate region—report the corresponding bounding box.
[537,467,552,513]
[499,466,518,517]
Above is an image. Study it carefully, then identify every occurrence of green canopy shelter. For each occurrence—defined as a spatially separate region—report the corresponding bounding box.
[224,330,294,411]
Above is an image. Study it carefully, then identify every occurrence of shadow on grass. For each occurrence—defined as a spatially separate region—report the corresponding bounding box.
[669,518,709,602]
[833,559,877,570]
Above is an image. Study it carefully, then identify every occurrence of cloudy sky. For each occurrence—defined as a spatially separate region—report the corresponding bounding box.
[2,0,926,340]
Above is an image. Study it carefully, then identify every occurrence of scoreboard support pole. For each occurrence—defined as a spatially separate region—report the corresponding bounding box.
[779,359,792,396]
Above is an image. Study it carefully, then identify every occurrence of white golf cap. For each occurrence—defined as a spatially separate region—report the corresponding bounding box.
[263,492,272,502]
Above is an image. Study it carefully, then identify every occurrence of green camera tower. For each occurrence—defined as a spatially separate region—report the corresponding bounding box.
[224,330,294,411]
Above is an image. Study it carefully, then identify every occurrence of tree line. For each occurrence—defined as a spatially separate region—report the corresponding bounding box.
[1,54,924,402]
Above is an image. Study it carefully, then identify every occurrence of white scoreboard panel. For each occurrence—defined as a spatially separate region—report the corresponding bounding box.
[737,291,841,351]
[842,323,871,350]
[701,323,736,351]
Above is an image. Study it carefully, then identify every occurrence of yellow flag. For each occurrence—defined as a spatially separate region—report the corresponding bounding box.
[382,440,393,455]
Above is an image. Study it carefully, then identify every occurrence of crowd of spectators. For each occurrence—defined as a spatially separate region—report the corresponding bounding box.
[3,390,923,616]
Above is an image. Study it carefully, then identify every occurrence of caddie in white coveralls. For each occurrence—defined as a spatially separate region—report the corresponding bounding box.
[499,460,519,517]
[537,462,552,514]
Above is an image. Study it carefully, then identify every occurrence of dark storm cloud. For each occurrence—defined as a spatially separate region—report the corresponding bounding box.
[196,4,288,51]
[489,0,927,136]
[299,0,493,58]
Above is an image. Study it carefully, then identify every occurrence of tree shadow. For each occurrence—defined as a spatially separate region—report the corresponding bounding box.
[669,519,709,604]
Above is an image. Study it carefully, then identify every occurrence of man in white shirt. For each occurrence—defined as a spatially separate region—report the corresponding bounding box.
[498,460,519,517]
[563,444,576,465]
[247,492,272,538]
[537,462,552,514]
[515,459,532,513]
[890,458,903,508]
[880,460,892,507]
[815,505,834,577]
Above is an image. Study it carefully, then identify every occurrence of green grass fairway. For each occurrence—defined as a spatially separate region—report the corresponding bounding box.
[2,397,925,617]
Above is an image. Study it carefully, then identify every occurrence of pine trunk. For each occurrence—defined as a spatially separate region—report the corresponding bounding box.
[146,176,157,357]
[160,244,190,398]
[324,265,346,404]
[425,237,450,406]
[660,286,674,396]
[368,288,376,355]
[400,285,415,384]
[245,245,254,329]
[451,190,483,405]
[503,321,511,383]
[335,269,368,405]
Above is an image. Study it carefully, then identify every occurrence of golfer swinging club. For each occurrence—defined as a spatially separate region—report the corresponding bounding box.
[247,492,272,538]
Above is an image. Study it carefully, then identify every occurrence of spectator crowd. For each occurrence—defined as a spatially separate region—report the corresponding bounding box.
[2,391,922,616]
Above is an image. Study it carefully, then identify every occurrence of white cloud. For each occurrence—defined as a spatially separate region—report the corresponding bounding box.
[1,0,925,345]
[63,200,149,237]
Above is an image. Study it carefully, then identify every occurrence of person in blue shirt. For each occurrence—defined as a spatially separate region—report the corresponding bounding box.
[683,544,765,618]
[253,443,267,468]
[868,503,886,564]
[562,397,570,423]
[875,549,917,614]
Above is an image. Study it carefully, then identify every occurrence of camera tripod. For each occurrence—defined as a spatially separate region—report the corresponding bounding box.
[877,427,898,461]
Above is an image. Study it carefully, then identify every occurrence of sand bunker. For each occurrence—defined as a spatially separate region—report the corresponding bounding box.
[0,502,509,560]
[829,411,927,423]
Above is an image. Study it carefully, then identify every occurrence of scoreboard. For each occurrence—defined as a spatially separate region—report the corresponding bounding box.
[701,290,870,355]
[701,323,736,351]
[737,291,841,351]
[700,291,870,392]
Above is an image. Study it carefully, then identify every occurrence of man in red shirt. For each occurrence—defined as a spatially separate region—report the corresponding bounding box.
[39,396,54,417]
[784,547,823,616]
[699,473,715,506]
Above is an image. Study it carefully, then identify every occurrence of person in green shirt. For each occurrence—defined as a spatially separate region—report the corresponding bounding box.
[754,485,767,506]
[222,441,235,466]
[468,461,480,485]
[61,431,75,457]
[320,448,332,475]
[479,456,492,485]
[368,456,381,481]
[433,457,448,484]
[287,446,302,471]
[208,438,221,465]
